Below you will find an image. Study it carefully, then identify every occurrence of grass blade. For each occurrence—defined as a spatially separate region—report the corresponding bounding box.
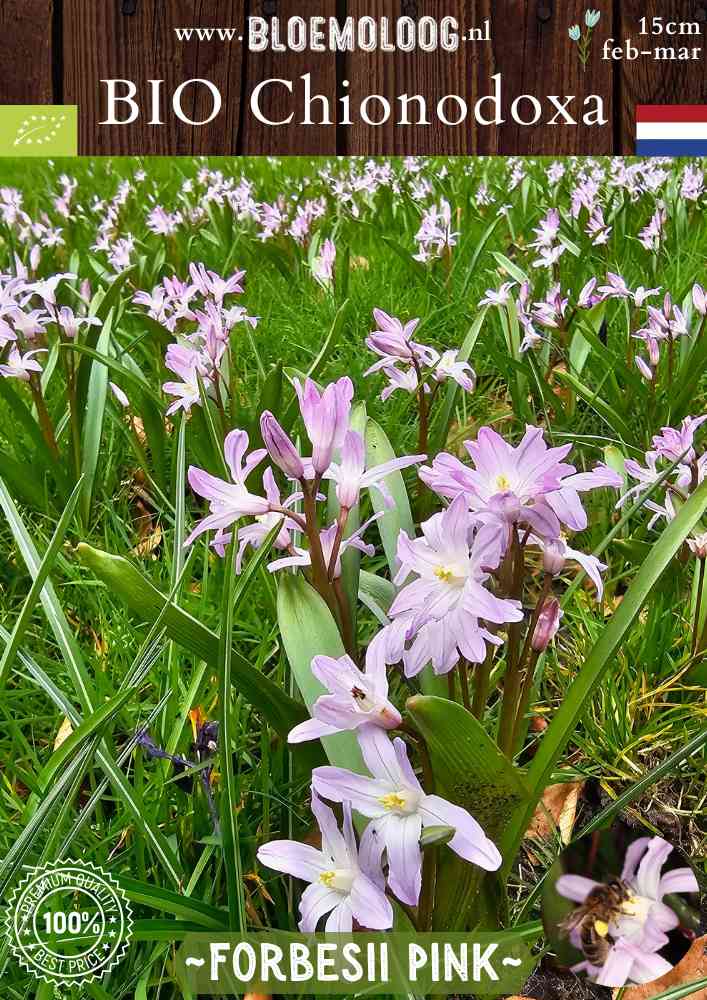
[219,540,247,930]
[79,310,112,525]
[0,475,83,689]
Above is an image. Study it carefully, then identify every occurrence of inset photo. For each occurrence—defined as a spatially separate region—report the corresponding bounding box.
[542,824,702,989]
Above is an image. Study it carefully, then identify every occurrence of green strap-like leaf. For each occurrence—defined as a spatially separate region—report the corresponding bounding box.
[407,695,531,930]
[365,418,414,576]
[277,574,365,772]
[119,876,228,929]
[75,542,307,738]
[79,311,112,525]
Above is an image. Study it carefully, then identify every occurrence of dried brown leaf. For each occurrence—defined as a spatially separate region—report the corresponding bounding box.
[53,716,73,751]
[527,781,583,845]
[131,522,162,558]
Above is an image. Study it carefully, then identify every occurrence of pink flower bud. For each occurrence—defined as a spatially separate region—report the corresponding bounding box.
[543,539,566,576]
[532,598,562,652]
[688,531,707,560]
[260,411,304,480]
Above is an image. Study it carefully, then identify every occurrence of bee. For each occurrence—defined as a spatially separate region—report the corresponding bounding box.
[560,879,631,965]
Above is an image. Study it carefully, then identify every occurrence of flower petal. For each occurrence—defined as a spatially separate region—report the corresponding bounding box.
[621,837,651,882]
[312,766,388,818]
[634,837,673,900]
[324,899,353,932]
[658,866,699,897]
[555,875,600,903]
[257,840,327,882]
[287,717,340,744]
[385,813,423,906]
[357,726,405,787]
[419,794,501,871]
[298,883,340,932]
[349,874,393,930]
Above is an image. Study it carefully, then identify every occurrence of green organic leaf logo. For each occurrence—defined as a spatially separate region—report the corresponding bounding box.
[13,112,68,147]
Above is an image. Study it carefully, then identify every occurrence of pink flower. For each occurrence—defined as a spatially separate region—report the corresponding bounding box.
[268,516,380,578]
[434,350,476,393]
[651,415,707,464]
[288,648,402,744]
[217,467,300,571]
[312,727,501,906]
[295,376,354,476]
[379,365,420,401]
[365,309,439,373]
[0,345,45,381]
[420,426,622,540]
[109,382,130,408]
[530,208,561,249]
[312,238,336,286]
[184,430,269,547]
[260,411,305,480]
[530,534,608,599]
[162,344,211,416]
[257,793,392,932]
[56,306,101,340]
[373,496,523,677]
[531,599,562,651]
[188,262,245,305]
[479,282,515,308]
[326,429,425,511]
[557,836,698,988]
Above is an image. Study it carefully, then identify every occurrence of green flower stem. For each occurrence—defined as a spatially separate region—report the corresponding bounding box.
[692,557,706,657]
[28,373,60,460]
[497,530,525,756]
[472,642,495,719]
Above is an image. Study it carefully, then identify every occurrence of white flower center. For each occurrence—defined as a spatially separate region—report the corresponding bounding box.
[433,562,467,586]
[621,894,653,923]
[350,684,376,713]
[318,869,355,893]
[379,789,420,816]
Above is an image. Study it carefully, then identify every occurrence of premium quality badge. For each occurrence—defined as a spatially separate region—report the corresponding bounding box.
[5,860,132,986]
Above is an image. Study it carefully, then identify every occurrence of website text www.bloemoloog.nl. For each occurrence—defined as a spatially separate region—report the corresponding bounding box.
[174,17,468,52]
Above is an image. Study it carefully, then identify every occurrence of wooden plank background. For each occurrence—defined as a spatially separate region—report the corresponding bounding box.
[0,0,705,154]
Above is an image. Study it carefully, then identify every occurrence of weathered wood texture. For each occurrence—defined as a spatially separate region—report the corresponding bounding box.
[0,0,705,154]
[619,0,707,153]
[0,0,54,106]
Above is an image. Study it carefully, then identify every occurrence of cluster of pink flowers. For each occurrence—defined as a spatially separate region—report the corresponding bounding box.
[619,414,707,543]
[132,263,257,416]
[368,425,620,677]
[364,309,475,403]
[633,286,705,382]
[0,263,97,381]
[181,357,628,931]
[529,208,567,269]
[413,199,458,263]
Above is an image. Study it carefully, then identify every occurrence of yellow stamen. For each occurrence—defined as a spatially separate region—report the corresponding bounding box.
[594,919,609,938]
[434,567,453,582]
[319,871,336,887]
[496,474,511,491]
[380,793,408,811]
